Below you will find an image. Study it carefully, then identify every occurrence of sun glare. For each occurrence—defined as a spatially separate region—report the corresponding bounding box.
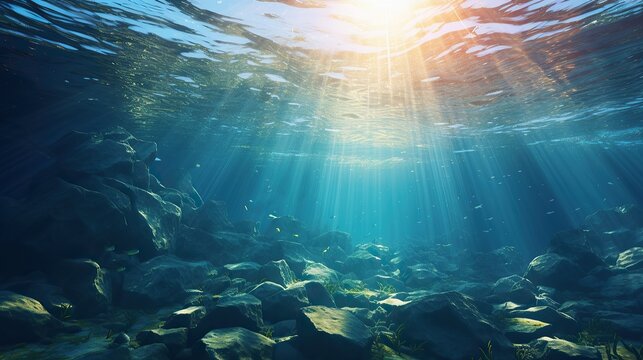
[349,0,417,28]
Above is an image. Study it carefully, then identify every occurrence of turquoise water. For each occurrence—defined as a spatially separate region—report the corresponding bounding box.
[2,1,643,359]
[1,0,643,253]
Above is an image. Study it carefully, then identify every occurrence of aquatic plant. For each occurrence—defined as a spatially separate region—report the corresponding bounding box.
[322,281,342,295]
[377,282,396,295]
[474,341,493,360]
[260,326,273,339]
[577,318,615,346]
[57,303,73,320]
[386,324,406,352]
[605,335,643,360]
[515,345,537,360]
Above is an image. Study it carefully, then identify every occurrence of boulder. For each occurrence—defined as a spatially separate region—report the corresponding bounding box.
[508,306,579,335]
[164,306,206,329]
[309,231,352,252]
[136,327,188,353]
[132,344,171,360]
[0,291,63,345]
[120,256,213,308]
[388,291,513,360]
[489,275,537,304]
[186,200,233,233]
[529,337,601,360]
[249,282,309,322]
[401,263,447,288]
[290,280,336,307]
[302,261,341,284]
[193,294,263,340]
[223,262,262,281]
[584,205,643,233]
[50,259,111,317]
[503,317,552,343]
[345,249,382,276]
[263,240,314,274]
[525,253,583,289]
[176,227,256,265]
[194,327,274,360]
[601,272,643,298]
[296,306,373,360]
[260,260,297,286]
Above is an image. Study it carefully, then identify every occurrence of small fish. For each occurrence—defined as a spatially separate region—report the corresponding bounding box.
[322,246,330,254]
[546,211,555,215]
[244,205,248,211]
[293,234,299,238]
[154,157,162,162]
[474,204,483,209]
[125,249,140,256]
[268,214,278,219]
[275,227,281,233]
[195,163,201,168]
[105,245,115,252]
[116,267,126,272]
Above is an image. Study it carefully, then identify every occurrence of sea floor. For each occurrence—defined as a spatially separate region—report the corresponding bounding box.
[0,128,641,360]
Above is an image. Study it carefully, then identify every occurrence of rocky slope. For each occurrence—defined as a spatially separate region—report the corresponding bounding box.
[0,128,641,360]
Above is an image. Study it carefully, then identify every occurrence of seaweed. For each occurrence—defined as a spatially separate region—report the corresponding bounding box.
[577,318,614,346]
[377,282,396,295]
[474,341,493,360]
[605,335,643,360]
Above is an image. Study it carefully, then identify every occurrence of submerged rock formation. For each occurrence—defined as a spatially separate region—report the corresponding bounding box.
[1,128,642,359]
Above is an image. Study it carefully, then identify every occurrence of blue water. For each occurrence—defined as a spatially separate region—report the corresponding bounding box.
[1,0,643,256]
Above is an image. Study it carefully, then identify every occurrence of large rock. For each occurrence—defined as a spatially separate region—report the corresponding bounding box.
[194,327,274,360]
[186,200,233,233]
[193,294,263,340]
[296,306,373,360]
[489,275,537,304]
[103,180,181,258]
[120,256,213,308]
[508,306,579,336]
[525,253,583,289]
[163,306,206,329]
[529,337,601,360]
[136,327,188,353]
[584,205,643,233]
[345,249,382,276]
[262,240,314,274]
[309,231,352,252]
[302,261,341,284]
[176,227,256,265]
[249,282,309,322]
[388,291,513,360]
[601,272,643,298]
[0,291,63,345]
[260,260,297,286]
[401,263,447,288]
[50,259,111,317]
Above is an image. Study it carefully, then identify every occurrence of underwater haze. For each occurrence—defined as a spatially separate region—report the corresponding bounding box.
[1,0,643,359]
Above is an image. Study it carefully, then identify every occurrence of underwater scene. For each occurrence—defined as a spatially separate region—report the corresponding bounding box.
[1,0,643,359]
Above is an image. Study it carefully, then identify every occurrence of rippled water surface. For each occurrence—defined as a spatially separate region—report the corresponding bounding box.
[1,0,643,248]
[2,0,643,145]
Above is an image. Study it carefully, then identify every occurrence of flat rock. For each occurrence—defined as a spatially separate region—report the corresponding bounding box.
[163,306,206,329]
[529,337,601,360]
[0,291,63,345]
[296,306,373,360]
[136,327,187,353]
[388,291,513,360]
[249,282,309,322]
[121,255,213,308]
[193,294,263,340]
[194,327,275,360]
[525,253,583,289]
